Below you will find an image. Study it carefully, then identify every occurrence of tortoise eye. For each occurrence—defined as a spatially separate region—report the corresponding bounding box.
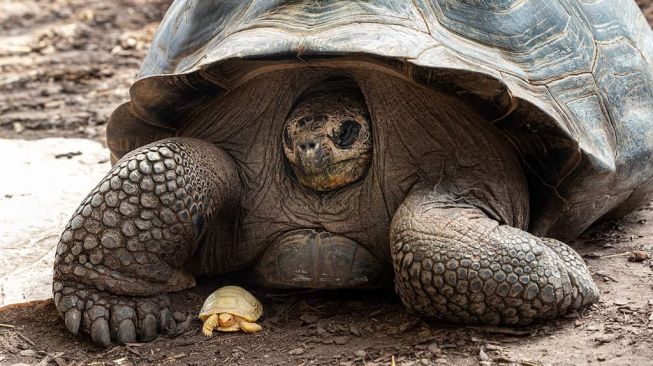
[332,120,361,148]
[283,126,293,149]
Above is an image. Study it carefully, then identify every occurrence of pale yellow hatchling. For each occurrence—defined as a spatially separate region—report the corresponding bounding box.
[198,286,263,336]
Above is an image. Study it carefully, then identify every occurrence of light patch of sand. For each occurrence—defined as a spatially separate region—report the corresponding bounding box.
[0,138,110,306]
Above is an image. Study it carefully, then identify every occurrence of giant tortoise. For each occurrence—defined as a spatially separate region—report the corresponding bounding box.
[53,0,653,346]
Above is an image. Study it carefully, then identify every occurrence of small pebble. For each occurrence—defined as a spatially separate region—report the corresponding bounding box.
[299,314,319,324]
[18,350,35,358]
[479,348,490,361]
[427,342,440,353]
[288,348,305,355]
[629,251,649,262]
[172,311,187,323]
[354,350,366,357]
[349,324,361,336]
[334,336,349,345]
[417,329,432,338]
[614,298,629,306]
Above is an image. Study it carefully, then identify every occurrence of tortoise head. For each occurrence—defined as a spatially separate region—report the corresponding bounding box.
[283,77,372,192]
[218,313,235,328]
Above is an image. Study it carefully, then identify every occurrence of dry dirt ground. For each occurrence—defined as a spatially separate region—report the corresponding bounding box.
[2,1,653,365]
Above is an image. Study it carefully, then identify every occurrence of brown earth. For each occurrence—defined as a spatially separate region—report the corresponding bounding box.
[2,1,653,365]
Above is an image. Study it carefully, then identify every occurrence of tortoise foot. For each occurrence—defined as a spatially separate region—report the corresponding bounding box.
[391,188,599,325]
[52,137,244,346]
[53,280,174,346]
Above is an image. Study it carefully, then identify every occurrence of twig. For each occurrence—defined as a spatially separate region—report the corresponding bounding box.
[55,151,82,159]
[0,323,16,329]
[16,331,37,347]
[600,252,632,259]
[36,352,64,366]
[162,353,186,363]
[469,326,534,336]
[125,347,142,357]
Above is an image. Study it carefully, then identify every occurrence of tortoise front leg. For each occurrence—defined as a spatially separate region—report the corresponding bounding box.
[53,138,241,346]
[390,187,599,325]
[202,314,220,337]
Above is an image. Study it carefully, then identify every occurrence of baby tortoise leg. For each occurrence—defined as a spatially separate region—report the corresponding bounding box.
[53,138,241,346]
[390,188,599,325]
[237,318,263,333]
[202,314,220,337]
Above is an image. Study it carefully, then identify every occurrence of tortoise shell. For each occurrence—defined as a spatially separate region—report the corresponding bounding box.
[107,0,653,241]
[198,286,263,322]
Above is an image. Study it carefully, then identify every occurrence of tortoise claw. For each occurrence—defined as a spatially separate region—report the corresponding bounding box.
[64,309,81,335]
[116,320,136,344]
[158,308,174,334]
[140,314,158,342]
[53,281,173,347]
[91,317,111,348]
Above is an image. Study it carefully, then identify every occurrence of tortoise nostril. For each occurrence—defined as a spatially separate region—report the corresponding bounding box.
[308,143,316,149]
[299,144,306,151]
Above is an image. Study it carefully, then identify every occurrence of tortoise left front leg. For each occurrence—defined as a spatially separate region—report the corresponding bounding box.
[390,187,599,325]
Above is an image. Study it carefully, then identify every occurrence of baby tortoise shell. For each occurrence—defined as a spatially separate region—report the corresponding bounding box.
[198,286,263,336]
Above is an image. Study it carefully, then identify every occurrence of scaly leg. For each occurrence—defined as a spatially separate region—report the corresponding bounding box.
[390,188,599,325]
[53,138,241,346]
[202,314,219,337]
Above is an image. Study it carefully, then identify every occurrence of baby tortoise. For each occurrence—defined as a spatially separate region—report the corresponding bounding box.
[198,286,263,336]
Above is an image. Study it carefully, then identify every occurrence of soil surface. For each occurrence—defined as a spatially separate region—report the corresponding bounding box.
[2,1,653,365]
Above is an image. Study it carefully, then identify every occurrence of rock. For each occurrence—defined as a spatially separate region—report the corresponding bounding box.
[397,319,420,333]
[288,348,305,355]
[594,334,618,344]
[417,329,432,338]
[628,251,649,262]
[334,336,349,345]
[354,350,367,357]
[12,122,25,134]
[479,348,490,361]
[19,350,35,357]
[300,314,318,324]
[349,324,361,336]
[316,324,328,336]
[614,298,630,306]
[173,311,187,323]
[427,342,440,353]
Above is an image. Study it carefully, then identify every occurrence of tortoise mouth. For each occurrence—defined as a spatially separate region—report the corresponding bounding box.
[291,156,371,191]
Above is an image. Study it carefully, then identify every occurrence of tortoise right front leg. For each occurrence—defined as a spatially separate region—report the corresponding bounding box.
[53,138,241,346]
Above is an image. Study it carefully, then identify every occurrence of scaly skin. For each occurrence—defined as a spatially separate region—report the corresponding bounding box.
[390,188,599,325]
[202,313,219,337]
[53,138,241,346]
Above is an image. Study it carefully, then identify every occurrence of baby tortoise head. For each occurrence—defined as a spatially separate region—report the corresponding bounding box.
[283,78,372,192]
